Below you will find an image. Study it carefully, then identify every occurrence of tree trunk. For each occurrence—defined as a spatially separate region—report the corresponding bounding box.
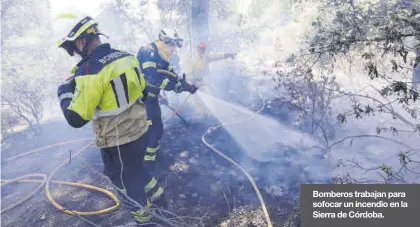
[191,0,209,46]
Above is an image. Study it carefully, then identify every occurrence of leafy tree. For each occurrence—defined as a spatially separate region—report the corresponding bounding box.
[307,0,419,109]
[1,0,53,139]
[287,0,420,183]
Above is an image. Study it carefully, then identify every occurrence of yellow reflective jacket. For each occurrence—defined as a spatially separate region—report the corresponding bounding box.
[184,52,227,85]
[61,44,148,148]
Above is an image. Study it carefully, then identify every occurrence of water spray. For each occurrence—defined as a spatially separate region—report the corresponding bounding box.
[1,88,274,226]
[200,91,274,227]
[162,88,274,226]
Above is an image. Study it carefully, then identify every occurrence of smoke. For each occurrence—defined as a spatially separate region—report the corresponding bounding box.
[160,1,334,195]
[3,1,326,226]
[145,0,161,27]
[5,1,420,226]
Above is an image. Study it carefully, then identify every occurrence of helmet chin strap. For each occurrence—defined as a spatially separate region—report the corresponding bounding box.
[73,39,89,58]
[81,41,90,57]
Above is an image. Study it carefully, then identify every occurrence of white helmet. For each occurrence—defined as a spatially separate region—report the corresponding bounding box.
[53,12,99,56]
[158,28,183,48]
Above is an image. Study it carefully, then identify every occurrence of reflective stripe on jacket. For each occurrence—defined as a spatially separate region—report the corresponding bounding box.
[68,43,148,148]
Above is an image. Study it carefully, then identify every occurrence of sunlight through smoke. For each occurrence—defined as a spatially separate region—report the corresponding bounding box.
[146,0,161,27]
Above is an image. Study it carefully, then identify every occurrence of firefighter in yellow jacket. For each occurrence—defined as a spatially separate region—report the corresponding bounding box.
[186,41,236,85]
[185,41,236,118]
[54,12,162,223]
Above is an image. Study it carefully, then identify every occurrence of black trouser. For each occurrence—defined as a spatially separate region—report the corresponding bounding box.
[144,97,163,173]
[100,133,164,206]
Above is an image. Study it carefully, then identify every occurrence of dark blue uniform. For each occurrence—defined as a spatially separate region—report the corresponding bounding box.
[137,42,194,171]
[57,44,164,207]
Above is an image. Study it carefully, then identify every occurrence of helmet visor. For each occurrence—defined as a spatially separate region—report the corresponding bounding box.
[162,37,183,48]
[60,40,78,56]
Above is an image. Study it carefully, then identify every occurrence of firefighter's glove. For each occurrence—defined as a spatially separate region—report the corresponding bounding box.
[189,84,198,94]
[225,53,237,59]
[57,76,76,103]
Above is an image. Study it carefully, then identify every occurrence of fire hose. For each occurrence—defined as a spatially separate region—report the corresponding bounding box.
[162,89,273,226]
[200,92,273,227]
[0,140,121,216]
[0,94,191,218]
[1,89,273,226]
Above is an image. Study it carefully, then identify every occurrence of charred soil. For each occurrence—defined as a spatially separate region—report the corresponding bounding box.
[1,111,301,227]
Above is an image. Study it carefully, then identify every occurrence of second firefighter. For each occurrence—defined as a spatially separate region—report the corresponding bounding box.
[137,28,198,172]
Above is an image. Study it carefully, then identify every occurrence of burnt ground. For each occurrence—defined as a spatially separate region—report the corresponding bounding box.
[1,102,302,227]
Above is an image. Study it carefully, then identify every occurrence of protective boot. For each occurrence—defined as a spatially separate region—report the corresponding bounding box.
[131,202,153,224]
[131,192,168,225]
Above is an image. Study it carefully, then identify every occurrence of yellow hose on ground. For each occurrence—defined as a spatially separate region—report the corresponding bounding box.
[1,174,47,213]
[1,88,272,226]
[1,95,187,218]
[44,141,120,216]
[201,92,274,227]
[159,88,273,226]
[1,140,120,216]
